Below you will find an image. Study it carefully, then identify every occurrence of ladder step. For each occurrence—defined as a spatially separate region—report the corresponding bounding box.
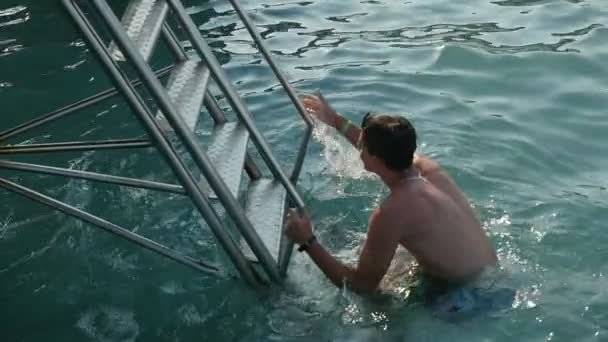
[201,122,249,198]
[112,0,168,61]
[158,59,210,131]
[241,179,287,262]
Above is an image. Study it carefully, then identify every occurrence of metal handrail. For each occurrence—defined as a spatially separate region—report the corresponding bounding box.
[226,0,313,183]
[224,0,315,275]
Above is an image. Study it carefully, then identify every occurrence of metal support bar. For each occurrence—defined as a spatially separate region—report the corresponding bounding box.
[161,24,187,62]
[91,0,282,283]
[243,152,263,181]
[0,160,185,194]
[227,0,313,183]
[166,0,306,211]
[62,0,263,289]
[0,66,173,143]
[203,93,227,124]
[0,176,224,277]
[0,138,152,154]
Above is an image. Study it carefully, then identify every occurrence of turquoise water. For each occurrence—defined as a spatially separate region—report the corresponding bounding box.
[1,0,607,340]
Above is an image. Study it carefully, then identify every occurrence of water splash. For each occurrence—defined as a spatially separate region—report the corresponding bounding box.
[311,120,369,180]
[512,283,543,310]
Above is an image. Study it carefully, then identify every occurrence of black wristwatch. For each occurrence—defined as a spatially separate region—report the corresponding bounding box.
[297,235,317,252]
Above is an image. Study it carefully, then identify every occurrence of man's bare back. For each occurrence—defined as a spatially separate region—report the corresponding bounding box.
[379,154,497,283]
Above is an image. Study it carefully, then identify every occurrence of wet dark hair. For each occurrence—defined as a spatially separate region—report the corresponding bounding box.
[360,112,417,171]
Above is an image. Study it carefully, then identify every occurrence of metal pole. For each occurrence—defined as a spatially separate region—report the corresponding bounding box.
[161,23,262,180]
[91,0,282,283]
[62,0,262,289]
[226,0,313,182]
[166,0,306,210]
[0,176,225,278]
[0,138,152,154]
[278,226,295,276]
[203,93,227,124]
[162,24,187,61]
[0,66,173,143]
[0,160,185,194]
[226,0,312,128]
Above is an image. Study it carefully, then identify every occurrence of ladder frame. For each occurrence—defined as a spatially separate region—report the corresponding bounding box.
[0,0,313,289]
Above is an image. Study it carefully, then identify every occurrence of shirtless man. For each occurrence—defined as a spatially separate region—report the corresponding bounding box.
[285,92,497,295]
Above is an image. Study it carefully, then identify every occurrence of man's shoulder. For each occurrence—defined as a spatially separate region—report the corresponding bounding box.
[366,206,403,242]
[369,203,399,228]
[369,196,430,242]
[374,194,426,226]
[414,153,442,175]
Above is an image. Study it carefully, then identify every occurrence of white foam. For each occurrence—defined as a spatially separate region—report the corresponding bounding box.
[76,305,140,342]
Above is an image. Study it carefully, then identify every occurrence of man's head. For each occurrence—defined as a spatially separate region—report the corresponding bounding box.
[358,113,417,172]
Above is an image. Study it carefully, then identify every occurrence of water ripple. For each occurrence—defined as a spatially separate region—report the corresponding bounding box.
[491,0,583,6]
[553,23,604,37]
[288,22,591,55]
[0,5,29,28]
[202,9,601,60]
[296,59,389,70]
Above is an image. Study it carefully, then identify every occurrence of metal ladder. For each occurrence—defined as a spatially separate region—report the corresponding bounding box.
[0,0,313,289]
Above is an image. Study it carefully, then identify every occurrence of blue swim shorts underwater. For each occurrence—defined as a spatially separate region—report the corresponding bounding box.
[406,268,516,321]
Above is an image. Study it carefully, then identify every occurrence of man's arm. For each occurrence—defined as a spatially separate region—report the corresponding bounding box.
[331,112,362,148]
[347,209,401,292]
[285,209,400,293]
[300,237,354,288]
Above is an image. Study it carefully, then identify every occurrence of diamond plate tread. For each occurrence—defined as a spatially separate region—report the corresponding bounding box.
[157,59,210,131]
[241,179,287,262]
[200,122,249,199]
[113,0,168,61]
